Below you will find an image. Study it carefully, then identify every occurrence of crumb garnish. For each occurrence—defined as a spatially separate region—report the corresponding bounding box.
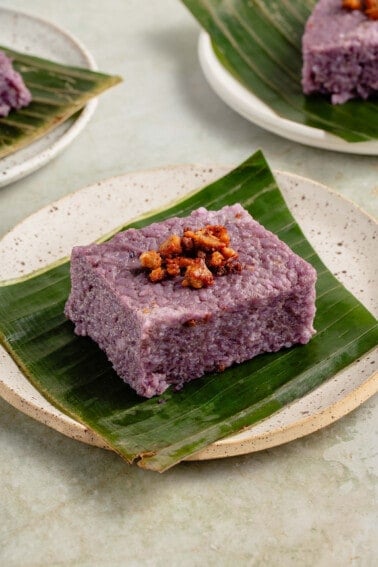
[139,225,242,288]
[342,0,378,19]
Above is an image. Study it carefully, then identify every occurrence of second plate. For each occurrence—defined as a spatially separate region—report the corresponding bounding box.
[0,7,97,187]
[198,33,378,156]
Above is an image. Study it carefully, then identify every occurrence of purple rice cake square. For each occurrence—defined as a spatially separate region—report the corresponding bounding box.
[301,0,378,103]
[0,50,31,117]
[65,204,317,398]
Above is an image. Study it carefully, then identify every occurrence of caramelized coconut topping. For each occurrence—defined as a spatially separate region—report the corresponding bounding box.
[342,0,378,19]
[139,224,242,288]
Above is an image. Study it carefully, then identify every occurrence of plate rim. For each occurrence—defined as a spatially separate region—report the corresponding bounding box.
[0,165,377,461]
[0,6,98,188]
[189,369,378,460]
[198,32,378,156]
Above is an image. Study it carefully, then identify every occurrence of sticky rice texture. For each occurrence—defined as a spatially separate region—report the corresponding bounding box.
[65,204,317,398]
[301,0,378,103]
[0,51,32,117]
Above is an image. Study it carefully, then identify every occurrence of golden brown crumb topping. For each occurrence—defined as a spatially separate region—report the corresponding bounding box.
[181,258,214,289]
[139,224,242,289]
[139,250,161,270]
[342,0,378,19]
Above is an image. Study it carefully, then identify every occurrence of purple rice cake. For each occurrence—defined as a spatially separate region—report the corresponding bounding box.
[65,204,317,398]
[301,0,378,103]
[0,51,31,117]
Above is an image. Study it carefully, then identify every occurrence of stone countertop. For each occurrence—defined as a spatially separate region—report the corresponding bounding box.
[0,1,377,566]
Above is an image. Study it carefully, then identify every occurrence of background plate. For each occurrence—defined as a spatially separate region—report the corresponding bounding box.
[198,33,378,156]
[0,7,97,187]
[0,165,377,460]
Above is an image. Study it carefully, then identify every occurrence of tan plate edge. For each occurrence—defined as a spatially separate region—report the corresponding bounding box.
[187,370,378,461]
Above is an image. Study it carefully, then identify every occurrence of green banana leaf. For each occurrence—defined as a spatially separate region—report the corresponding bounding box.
[0,151,377,471]
[0,46,122,158]
[181,0,378,142]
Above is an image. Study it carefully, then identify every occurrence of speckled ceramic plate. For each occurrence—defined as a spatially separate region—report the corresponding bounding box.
[0,165,377,460]
[0,7,97,187]
[198,33,378,156]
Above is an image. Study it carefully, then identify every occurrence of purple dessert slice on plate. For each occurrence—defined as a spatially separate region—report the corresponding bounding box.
[0,50,31,117]
[301,0,378,103]
[65,204,317,398]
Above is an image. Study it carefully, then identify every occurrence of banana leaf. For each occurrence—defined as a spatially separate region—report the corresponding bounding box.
[0,46,122,158]
[181,0,378,142]
[0,151,377,472]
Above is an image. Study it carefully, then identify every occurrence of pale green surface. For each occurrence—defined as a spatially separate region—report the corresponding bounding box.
[0,1,377,566]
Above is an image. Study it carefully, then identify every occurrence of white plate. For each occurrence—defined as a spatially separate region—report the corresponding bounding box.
[198,33,378,156]
[0,7,97,187]
[0,165,377,461]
